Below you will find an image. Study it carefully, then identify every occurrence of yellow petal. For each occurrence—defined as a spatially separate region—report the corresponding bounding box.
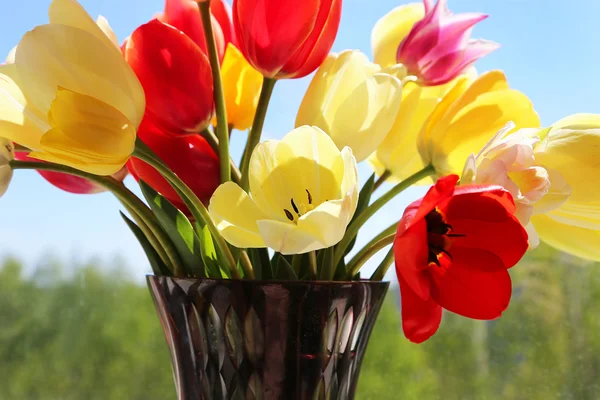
[15,23,144,128]
[220,44,263,130]
[371,3,425,68]
[208,181,268,248]
[256,219,325,255]
[96,15,120,48]
[532,214,600,261]
[30,87,135,175]
[532,167,572,215]
[0,64,48,149]
[297,198,353,248]
[0,138,14,198]
[339,147,359,215]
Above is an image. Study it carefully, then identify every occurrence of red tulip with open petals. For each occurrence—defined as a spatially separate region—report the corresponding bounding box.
[124,20,214,133]
[233,0,342,79]
[394,175,528,343]
[15,152,127,195]
[127,119,221,212]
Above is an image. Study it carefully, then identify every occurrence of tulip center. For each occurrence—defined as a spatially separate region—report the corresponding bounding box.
[425,207,465,268]
[283,189,316,223]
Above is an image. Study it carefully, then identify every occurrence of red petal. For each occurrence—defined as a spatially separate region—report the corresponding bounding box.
[399,274,442,344]
[128,119,221,213]
[125,20,214,133]
[445,189,528,268]
[411,174,458,227]
[394,218,431,300]
[211,0,235,47]
[430,247,512,320]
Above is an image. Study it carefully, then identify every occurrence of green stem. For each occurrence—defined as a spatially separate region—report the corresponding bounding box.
[346,234,395,278]
[240,77,276,190]
[291,254,303,277]
[133,143,240,279]
[200,129,241,184]
[308,251,318,280]
[239,250,255,279]
[10,160,184,275]
[370,248,395,281]
[346,221,398,276]
[198,1,230,183]
[373,170,391,192]
[332,164,435,268]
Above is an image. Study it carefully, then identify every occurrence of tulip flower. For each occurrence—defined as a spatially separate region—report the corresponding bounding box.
[394,174,528,343]
[296,50,403,162]
[124,20,214,133]
[233,0,342,79]
[128,119,221,210]
[530,114,600,261]
[14,152,128,195]
[209,126,358,254]
[396,0,498,86]
[159,0,233,61]
[217,43,263,131]
[0,0,145,176]
[0,138,14,197]
[418,71,540,179]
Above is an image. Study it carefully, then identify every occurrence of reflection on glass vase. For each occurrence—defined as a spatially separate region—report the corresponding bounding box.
[147,276,389,400]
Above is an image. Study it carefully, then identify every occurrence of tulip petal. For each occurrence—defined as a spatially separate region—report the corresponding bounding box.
[209,181,268,248]
[395,217,431,300]
[297,199,352,248]
[532,214,600,261]
[431,247,512,319]
[257,219,324,254]
[0,138,14,198]
[399,273,442,344]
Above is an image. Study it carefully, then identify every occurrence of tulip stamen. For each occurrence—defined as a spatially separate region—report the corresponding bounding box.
[291,198,300,215]
[306,189,313,205]
[284,209,295,222]
[425,207,464,268]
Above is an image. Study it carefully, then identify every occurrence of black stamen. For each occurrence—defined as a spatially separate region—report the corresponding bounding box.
[439,248,453,261]
[306,189,312,205]
[284,209,294,221]
[291,198,300,215]
[447,233,467,238]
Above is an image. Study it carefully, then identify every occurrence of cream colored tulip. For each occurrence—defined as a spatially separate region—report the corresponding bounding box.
[418,70,541,179]
[0,0,145,176]
[295,50,403,162]
[209,126,359,254]
[0,138,14,197]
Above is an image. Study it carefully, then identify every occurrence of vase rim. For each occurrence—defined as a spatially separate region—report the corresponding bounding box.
[146,274,390,287]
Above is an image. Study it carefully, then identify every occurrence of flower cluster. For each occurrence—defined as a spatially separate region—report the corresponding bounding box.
[1,0,598,343]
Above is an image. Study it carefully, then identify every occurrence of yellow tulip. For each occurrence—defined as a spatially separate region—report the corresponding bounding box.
[372,3,425,68]
[218,43,263,131]
[209,126,358,254]
[0,0,145,175]
[418,70,541,179]
[531,215,600,261]
[0,138,14,197]
[296,50,403,162]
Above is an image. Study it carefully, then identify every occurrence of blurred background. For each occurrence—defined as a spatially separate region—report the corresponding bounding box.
[1,0,599,398]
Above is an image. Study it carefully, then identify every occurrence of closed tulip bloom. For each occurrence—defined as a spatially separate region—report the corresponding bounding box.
[124,20,214,133]
[395,175,528,343]
[296,50,403,162]
[530,114,600,261]
[0,0,145,176]
[418,71,540,179]
[396,0,498,86]
[233,0,342,79]
[0,139,15,198]
[128,119,221,211]
[209,126,358,254]
[218,43,263,131]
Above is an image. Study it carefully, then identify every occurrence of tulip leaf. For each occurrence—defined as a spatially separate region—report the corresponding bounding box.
[344,173,376,257]
[247,248,270,280]
[271,252,298,281]
[318,247,335,281]
[119,211,171,276]
[138,180,205,278]
[198,224,227,279]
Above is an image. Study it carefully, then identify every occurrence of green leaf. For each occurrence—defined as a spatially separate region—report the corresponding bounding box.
[247,248,269,280]
[138,180,205,277]
[120,212,171,276]
[345,173,376,256]
[318,247,335,281]
[273,253,298,280]
[198,225,227,279]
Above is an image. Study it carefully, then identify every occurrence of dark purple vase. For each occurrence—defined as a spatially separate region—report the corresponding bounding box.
[147,276,389,400]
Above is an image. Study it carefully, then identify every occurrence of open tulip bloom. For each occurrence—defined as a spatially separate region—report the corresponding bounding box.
[1,0,599,343]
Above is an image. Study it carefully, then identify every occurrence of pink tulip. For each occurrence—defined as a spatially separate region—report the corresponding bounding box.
[396,0,499,86]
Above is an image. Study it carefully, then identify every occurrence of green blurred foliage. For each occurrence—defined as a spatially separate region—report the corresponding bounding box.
[0,244,598,399]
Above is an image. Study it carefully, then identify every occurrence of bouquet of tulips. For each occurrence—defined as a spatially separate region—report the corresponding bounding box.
[1,0,598,344]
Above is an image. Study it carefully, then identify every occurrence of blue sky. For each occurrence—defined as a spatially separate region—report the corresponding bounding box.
[1,0,599,280]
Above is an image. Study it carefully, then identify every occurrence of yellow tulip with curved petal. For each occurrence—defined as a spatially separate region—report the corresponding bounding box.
[296,50,403,162]
[209,126,359,255]
[418,70,541,179]
[0,138,15,198]
[0,0,145,175]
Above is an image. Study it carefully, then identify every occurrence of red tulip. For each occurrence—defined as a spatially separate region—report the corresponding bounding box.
[233,0,342,79]
[124,20,214,133]
[14,152,128,195]
[127,119,221,212]
[394,175,528,343]
[159,0,234,61]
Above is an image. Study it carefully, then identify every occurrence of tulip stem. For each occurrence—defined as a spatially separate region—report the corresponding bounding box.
[369,248,395,281]
[9,160,184,276]
[198,1,231,184]
[200,128,241,184]
[346,234,395,278]
[346,222,398,278]
[239,250,255,279]
[240,77,277,190]
[308,251,318,280]
[373,170,391,192]
[134,141,240,279]
[332,164,435,269]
